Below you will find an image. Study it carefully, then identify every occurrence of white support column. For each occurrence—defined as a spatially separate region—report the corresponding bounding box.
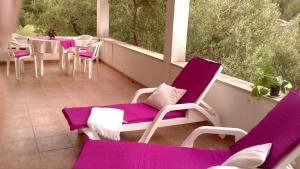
[97,0,109,38]
[163,0,190,82]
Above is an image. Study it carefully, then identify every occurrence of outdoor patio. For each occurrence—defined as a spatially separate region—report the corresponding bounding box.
[0,62,234,169]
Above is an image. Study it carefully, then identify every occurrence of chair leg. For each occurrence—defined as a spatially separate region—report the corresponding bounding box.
[73,55,77,77]
[20,60,25,73]
[15,58,20,80]
[40,57,44,77]
[6,60,10,77]
[34,55,38,78]
[83,59,87,72]
[96,57,100,75]
[88,59,93,79]
[59,48,64,70]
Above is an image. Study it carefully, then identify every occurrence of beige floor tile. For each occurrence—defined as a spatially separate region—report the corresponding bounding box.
[36,134,72,152]
[0,128,35,143]
[1,153,44,169]
[33,124,66,138]
[0,139,38,156]
[40,148,76,169]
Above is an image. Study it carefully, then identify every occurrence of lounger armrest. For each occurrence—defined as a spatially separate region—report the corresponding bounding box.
[131,88,157,103]
[181,126,248,148]
[139,103,221,143]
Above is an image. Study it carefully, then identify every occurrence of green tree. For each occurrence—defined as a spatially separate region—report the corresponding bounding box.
[109,0,166,53]
[187,0,300,88]
[20,0,97,36]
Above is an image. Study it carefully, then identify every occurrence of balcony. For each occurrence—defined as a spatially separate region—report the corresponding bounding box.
[0,36,285,168]
[0,0,299,168]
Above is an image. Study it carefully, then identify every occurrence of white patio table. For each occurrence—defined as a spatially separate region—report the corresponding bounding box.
[30,36,76,76]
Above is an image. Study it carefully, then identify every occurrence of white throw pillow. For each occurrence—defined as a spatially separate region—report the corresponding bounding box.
[145,83,186,109]
[222,143,272,168]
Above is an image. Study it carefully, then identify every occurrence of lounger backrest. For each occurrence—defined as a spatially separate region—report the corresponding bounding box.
[172,57,222,104]
[230,90,300,169]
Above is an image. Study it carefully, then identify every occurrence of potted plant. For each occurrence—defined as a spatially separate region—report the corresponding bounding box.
[47,27,58,39]
[251,65,292,97]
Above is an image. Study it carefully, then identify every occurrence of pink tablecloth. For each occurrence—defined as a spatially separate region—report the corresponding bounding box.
[32,36,76,49]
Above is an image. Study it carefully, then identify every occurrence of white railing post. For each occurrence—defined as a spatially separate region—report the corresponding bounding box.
[97,0,109,38]
[163,0,190,83]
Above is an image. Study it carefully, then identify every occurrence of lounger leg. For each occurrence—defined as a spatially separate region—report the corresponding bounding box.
[59,48,64,70]
[88,59,93,79]
[6,60,10,77]
[139,122,158,143]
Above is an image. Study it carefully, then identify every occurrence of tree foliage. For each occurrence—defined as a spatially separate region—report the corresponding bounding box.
[187,0,300,88]
[109,0,166,53]
[19,0,300,88]
[19,0,97,36]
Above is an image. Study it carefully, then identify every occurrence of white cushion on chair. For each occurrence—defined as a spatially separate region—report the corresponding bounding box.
[209,143,272,169]
[145,83,186,110]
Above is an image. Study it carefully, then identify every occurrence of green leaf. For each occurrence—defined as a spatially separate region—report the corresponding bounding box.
[260,87,269,95]
[251,86,260,97]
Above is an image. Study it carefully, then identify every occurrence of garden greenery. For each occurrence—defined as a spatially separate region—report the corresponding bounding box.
[19,0,300,88]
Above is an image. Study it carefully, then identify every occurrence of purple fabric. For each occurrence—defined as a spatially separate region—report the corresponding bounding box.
[230,90,300,169]
[63,103,186,130]
[33,36,75,49]
[79,51,93,58]
[13,50,30,58]
[73,140,230,169]
[172,57,221,104]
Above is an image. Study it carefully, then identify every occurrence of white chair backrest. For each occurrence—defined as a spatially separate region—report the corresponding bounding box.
[12,33,29,44]
[76,35,92,46]
[88,42,103,58]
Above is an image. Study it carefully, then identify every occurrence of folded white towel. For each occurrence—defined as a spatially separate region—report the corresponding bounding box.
[87,107,124,140]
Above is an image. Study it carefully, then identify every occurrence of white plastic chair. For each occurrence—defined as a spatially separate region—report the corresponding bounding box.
[7,41,38,79]
[72,42,103,79]
[75,35,93,47]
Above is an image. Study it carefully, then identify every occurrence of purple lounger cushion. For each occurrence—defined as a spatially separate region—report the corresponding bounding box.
[63,103,186,130]
[230,90,300,169]
[73,140,231,169]
[62,57,222,130]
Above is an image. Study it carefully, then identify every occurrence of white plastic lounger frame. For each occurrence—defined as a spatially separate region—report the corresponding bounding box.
[82,65,223,143]
[181,126,300,169]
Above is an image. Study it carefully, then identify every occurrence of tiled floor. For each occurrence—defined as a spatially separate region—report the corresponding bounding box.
[0,61,234,169]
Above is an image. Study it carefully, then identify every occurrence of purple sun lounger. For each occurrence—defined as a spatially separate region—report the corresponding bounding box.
[73,90,300,169]
[63,57,223,143]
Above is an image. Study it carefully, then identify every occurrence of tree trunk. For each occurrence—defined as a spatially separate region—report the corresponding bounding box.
[132,0,139,46]
[70,16,81,35]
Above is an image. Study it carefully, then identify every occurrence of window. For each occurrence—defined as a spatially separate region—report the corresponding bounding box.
[187,0,300,88]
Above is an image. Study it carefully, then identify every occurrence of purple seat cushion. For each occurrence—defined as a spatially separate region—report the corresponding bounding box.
[79,51,93,58]
[73,140,231,169]
[230,90,300,169]
[13,50,30,58]
[172,57,221,104]
[63,103,186,130]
